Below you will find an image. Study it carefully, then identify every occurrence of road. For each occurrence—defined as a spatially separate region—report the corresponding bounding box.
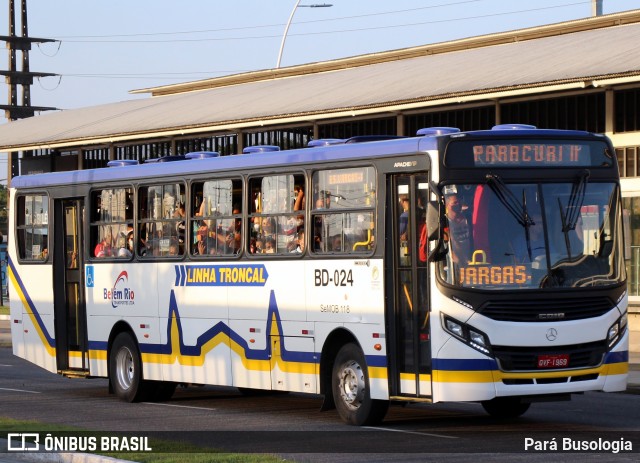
[0,348,639,462]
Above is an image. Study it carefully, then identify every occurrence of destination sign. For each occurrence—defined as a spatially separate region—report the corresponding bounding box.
[444,139,613,168]
[458,264,531,287]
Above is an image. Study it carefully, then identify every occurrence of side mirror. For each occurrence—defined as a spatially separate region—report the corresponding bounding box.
[426,201,440,241]
[426,199,448,262]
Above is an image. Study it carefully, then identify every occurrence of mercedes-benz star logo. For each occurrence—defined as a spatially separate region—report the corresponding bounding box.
[546,328,558,341]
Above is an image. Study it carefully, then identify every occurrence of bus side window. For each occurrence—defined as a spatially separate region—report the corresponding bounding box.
[91,188,134,260]
[16,195,49,261]
[248,174,305,255]
[311,166,376,254]
[138,183,185,258]
[191,178,242,257]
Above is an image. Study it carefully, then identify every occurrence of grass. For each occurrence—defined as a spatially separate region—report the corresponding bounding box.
[0,417,286,463]
[0,306,8,316]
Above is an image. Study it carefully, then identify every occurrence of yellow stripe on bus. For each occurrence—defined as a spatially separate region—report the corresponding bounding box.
[8,267,56,358]
[433,363,628,383]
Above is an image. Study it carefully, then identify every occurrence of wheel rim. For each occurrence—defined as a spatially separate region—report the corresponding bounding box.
[337,360,365,411]
[115,346,135,391]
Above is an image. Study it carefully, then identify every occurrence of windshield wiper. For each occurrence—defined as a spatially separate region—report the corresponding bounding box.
[486,174,536,227]
[486,174,538,260]
[558,169,590,259]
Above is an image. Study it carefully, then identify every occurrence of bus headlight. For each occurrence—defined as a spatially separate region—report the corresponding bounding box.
[442,314,492,356]
[607,314,628,348]
[444,318,464,338]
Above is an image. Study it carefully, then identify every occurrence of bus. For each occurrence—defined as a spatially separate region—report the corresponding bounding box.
[8,125,628,425]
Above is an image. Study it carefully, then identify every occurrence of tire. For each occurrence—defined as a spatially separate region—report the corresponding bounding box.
[481,397,531,418]
[109,332,149,402]
[331,343,389,426]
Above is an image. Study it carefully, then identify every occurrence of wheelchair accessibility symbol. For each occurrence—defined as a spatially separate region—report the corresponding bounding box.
[85,266,95,287]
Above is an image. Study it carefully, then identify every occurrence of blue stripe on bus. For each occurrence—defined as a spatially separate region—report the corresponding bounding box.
[8,257,56,348]
[133,289,319,364]
[604,350,628,364]
[12,267,387,368]
[432,357,498,371]
[365,355,388,368]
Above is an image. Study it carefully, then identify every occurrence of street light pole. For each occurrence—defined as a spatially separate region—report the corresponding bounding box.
[276,1,332,68]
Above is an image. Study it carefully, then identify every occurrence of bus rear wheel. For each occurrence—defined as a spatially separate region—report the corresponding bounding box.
[331,343,388,426]
[481,397,531,418]
[109,332,148,402]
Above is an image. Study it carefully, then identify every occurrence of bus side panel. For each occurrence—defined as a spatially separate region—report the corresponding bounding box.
[601,330,629,392]
[227,261,305,390]
[85,263,162,379]
[229,318,271,389]
[8,262,57,373]
[432,339,497,402]
[308,259,388,400]
[271,325,317,393]
[159,262,231,386]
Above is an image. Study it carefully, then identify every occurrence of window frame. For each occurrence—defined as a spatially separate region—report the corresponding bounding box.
[137,181,187,259]
[89,186,135,261]
[15,193,50,263]
[310,165,377,256]
[247,171,306,257]
[189,177,243,259]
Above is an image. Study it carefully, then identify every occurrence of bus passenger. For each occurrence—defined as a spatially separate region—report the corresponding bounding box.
[194,222,209,255]
[445,194,471,264]
[137,227,148,257]
[316,190,331,209]
[399,195,410,241]
[168,240,179,256]
[291,229,305,253]
[331,235,342,252]
[94,229,114,258]
[294,185,305,211]
[264,237,275,253]
[174,202,186,248]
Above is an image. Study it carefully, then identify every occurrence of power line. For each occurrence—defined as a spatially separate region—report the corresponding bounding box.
[48,1,489,39]
[52,1,592,43]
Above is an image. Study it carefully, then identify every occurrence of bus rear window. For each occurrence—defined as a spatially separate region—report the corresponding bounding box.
[16,195,49,261]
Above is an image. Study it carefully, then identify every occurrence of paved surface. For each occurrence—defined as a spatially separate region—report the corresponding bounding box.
[0,315,639,463]
[0,316,639,387]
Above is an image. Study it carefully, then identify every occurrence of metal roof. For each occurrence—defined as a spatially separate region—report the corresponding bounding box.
[1,11,640,152]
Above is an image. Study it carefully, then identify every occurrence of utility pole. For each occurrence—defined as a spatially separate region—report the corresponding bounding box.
[591,0,603,17]
[0,0,58,184]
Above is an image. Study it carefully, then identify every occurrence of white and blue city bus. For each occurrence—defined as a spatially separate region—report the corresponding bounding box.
[8,125,628,425]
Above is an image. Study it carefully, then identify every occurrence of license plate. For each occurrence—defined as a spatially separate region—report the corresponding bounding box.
[537,354,569,369]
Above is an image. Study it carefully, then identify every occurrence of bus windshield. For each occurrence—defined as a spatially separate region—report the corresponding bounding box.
[439,180,624,289]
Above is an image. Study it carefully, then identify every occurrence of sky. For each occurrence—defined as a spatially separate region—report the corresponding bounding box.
[0,0,638,119]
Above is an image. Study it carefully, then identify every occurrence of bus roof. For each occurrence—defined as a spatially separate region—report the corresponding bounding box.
[11,136,429,189]
[10,127,606,189]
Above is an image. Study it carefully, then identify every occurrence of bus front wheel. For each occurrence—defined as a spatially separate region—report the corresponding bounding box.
[481,397,531,418]
[109,332,148,402]
[331,343,388,426]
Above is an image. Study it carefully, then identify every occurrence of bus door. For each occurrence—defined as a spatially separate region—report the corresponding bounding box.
[387,174,431,398]
[53,198,89,374]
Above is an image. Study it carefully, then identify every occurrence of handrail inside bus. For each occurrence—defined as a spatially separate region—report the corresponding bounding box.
[352,229,372,251]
